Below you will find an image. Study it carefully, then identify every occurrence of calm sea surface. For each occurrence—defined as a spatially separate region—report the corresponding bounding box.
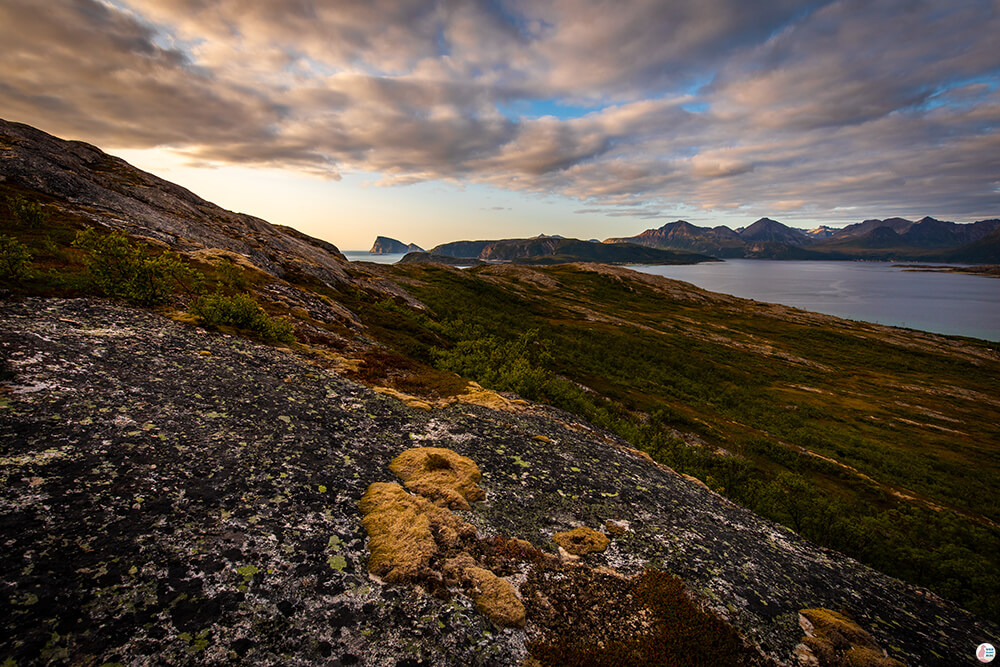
[630,260,1000,342]
[343,251,407,264]
[341,253,999,341]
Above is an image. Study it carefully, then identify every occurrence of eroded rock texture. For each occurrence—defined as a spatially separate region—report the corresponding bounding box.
[1,298,996,665]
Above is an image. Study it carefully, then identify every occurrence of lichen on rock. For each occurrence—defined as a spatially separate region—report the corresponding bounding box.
[2,298,994,666]
[553,526,610,556]
[389,446,486,510]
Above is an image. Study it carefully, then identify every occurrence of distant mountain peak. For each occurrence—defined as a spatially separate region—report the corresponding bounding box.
[738,218,808,245]
[806,225,837,239]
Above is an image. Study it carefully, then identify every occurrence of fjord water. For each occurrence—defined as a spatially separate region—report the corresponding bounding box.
[343,251,408,264]
[631,260,1000,342]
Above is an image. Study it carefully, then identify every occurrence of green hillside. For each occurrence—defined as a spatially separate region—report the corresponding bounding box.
[353,262,1000,622]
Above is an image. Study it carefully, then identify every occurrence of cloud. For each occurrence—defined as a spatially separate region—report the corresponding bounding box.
[690,154,755,179]
[1,0,998,224]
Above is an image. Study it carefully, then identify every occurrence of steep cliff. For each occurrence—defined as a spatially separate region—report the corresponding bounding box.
[370,236,424,254]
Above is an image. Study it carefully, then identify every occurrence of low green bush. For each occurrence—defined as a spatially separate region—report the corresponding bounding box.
[3,195,49,228]
[216,257,251,291]
[73,228,201,305]
[191,291,295,343]
[433,328,553,401]
[0,234,33,282]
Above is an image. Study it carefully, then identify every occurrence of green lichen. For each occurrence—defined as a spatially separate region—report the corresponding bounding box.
[10,592,38,606]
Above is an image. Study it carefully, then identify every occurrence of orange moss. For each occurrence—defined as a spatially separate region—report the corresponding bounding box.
[389,446,486,510]
[358,482,475,582]
[443,553,525,627]
[553,527,610,556]
[798,608,906,667]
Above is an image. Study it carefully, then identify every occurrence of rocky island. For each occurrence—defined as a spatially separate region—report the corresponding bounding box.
[370,236,424,255]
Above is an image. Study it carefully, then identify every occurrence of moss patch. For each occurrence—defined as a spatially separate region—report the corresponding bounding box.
[797,608,905,666]
[358,482,475,583]
[443,553,526,627]
[553,527,610,556]
[389,446,486,510]
[359,450,527,628]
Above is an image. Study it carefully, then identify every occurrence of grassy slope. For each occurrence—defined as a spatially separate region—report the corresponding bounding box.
[374,262,1000,621]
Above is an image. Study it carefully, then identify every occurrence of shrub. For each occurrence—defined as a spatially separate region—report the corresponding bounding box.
[3,195,49,228]
[433,328,553,401]
[0,234,33,282]
[216,257,250,291]
[73,228,201,305]
[191,291,295,343]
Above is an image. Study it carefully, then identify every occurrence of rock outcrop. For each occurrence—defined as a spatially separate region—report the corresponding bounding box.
[0,118,422,317]
[2,298,996,665]
[369,236,424,254]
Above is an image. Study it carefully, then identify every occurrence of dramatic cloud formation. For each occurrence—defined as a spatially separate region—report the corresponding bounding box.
[2,0,998,229]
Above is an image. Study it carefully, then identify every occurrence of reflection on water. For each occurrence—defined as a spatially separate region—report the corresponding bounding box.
[630,260,999,342]
[342,251,407,264]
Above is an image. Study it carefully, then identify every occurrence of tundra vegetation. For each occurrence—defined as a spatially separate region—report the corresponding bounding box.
[339,262,1000,623]
[1,190,294,343]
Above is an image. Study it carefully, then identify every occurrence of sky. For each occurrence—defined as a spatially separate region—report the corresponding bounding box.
[2,0,999,250]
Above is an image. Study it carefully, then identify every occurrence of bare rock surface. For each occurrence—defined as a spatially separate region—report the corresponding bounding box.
[1,298,996,666]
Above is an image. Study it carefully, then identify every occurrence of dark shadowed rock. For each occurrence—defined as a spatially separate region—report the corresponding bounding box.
[739,218,809,245]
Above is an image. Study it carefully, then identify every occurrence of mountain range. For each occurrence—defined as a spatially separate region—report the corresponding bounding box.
[606,216,1000,261]
[428,236,714,265]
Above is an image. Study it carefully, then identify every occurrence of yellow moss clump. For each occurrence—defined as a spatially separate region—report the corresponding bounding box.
[443,553,525,627]
[801,609,878,651]
[553,527,610,556]
[358,482,475,582]
[456,381,528,412]
[390,447,486,510]
[604,520,627,536]
[372,386,434,411]
[360,448,527,629]
[798,609,906,667]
